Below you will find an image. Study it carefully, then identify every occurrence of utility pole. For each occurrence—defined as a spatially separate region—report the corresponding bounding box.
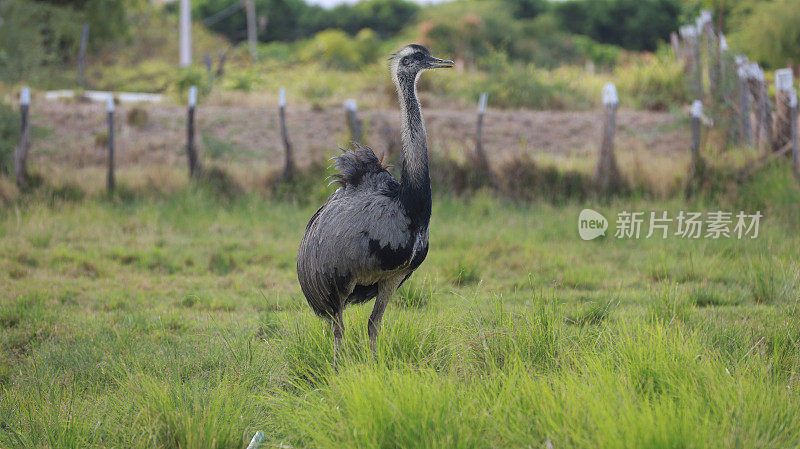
[245,0,258,62]
[180,0,192,68]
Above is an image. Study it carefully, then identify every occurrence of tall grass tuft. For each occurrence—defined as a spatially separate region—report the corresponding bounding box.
[395,275,437,308]
[748,256,800,304]
[647,282,693,324]
[116,373,256,449]
[448,259,481,287]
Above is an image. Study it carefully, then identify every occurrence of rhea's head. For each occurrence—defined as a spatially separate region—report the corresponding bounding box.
[390,44,453,83]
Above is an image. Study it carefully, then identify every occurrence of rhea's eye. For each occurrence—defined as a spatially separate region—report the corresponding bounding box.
[401,56,411,66]
[413,52,424,61]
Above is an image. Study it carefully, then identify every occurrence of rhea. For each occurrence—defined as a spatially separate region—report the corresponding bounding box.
[297,44,452,369]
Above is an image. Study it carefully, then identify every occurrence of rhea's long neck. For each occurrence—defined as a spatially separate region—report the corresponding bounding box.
[396,71,432,225]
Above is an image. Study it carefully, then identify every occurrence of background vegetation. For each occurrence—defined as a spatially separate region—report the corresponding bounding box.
[1,0,795,111]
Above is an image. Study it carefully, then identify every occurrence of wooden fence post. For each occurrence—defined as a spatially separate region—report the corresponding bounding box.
[744,63,773,152]
[203,52,214,83]
[718,34,728,81]
[685,99,706,196]
[678,25,695,71]
[691,100,703,167]
[186,86,202,178]
[670,32,681,58]
[774,68,793,154]
[790,88,799,180]
[78,23,89,88]
[245,0,258,62]
[679,25,703,100]
[475,92,490,173]
[279,87,295,180]
[14,87,30,189]
[594,83,622,192]
[106,95,115,192]
[735,56,752,147]
[216,51,227,78]
[344,99,362,143]
[698,11,719,100]
[756,66,774,153]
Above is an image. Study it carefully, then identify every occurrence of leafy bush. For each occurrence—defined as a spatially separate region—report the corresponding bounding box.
[225,69,262,92]
[729,0,800,68]
[473,54,589,109]
[299,29,381,70]
[174,67,211,99]
[615,51,688,111]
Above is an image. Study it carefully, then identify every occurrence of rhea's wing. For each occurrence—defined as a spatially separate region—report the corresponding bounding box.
[297,185,410,316]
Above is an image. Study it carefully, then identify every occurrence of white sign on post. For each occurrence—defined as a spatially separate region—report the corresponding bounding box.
[679,25,697,39]
[775,68,793,92]
[343,99,357,112]
[20,86,30,106]
[188,85,197,108]
[691,100,703,118]
[743,63,763,81]
[602,83,619,107]
[279,87,286,108]
[106,95,115,113]
[478,92,488,114]
[699,10,713,27]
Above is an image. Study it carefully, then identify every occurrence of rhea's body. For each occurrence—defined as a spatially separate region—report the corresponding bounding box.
[297,148,430,318]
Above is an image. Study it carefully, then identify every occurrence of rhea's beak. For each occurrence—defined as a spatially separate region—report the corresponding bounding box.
[424,56,454,69]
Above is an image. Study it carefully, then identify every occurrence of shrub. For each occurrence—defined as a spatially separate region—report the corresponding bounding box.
[299,28,381,70]
[174,67,211,100]
[615,50,688,111]
[730,0,800,69]
[126,107,148,129]
[479,64,579,109]
[225,69,262,92]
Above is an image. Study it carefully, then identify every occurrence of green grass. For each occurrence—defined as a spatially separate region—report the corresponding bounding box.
[1,181,800,448]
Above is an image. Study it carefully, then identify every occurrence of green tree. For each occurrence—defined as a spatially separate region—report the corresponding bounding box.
[39,0,138,47]
[503,0,548,19]
[0,1,82,81]
[339,0,420,37]
[554,0,681,52]
[196,0,417,43]
[0,0,136,82]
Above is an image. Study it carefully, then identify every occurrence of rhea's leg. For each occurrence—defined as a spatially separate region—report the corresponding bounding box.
[368,280,399,361]
[331,312,344,373]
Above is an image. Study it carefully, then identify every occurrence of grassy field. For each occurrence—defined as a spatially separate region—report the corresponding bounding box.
[1,164,800,448]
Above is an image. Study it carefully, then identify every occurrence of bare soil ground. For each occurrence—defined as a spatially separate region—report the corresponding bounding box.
[29,101,689,173]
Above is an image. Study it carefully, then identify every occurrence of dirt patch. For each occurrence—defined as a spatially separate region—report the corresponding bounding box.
[28,101,689,171]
